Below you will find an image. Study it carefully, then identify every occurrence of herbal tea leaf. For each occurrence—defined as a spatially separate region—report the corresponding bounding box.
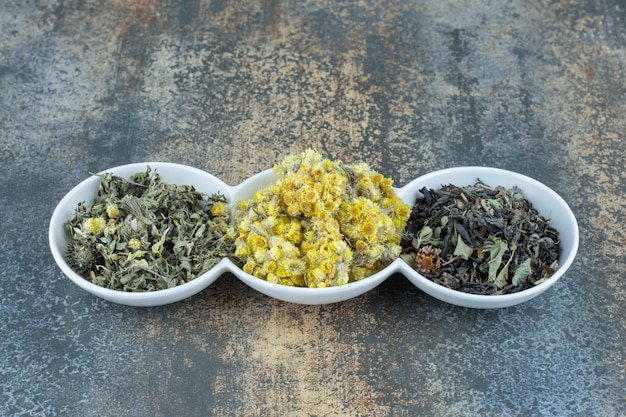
[511,258,532,286]
[412,225,434,248]
[494,252,514,289]
[487,199,502,209]
[486,238,507,284]
[151,228,169,257]
[402,180,560,295]
[453,234,473,260]
[64,168,234,292]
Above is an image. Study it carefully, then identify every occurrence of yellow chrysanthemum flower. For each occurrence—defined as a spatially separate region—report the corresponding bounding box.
[243,260,256,275]
[248,235,267,249]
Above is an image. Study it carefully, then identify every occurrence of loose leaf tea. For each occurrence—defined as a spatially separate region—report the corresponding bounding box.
[64,167,233,291]
[401,181,560,295]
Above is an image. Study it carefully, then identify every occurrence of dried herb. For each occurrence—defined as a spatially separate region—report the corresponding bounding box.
[64,167,233,291]
[401,181,560,295]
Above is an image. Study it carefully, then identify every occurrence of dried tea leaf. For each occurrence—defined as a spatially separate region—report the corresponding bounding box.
[413,225,434,248]
[401,180,560,295]
[486,238,507,284]
[453,234,473,260]
[487,199,502,209]
[512,258,532,286]
[494,250,514,289]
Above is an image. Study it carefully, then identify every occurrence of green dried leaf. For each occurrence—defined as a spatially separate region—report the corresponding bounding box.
[440,216,448,228]
[487,199,502,209]
[512,258,532,286]
[151,228,169,257]
[121,195,154,225]
[412,225,434,249]
[494,252,514,289]
[486,238,507,284]
[453,234,473,260]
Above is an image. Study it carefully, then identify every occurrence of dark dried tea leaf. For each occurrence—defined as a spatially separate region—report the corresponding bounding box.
[64,167,233,291]
[401,181,560,295]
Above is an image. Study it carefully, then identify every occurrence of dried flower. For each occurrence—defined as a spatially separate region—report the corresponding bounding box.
[83,217,107,234]
[414,245,442,274]
[106,204,120,218]
[229,149,410,288]
[66,241,98,276]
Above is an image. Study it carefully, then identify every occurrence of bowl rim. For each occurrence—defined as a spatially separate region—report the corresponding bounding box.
[230,262,392,304]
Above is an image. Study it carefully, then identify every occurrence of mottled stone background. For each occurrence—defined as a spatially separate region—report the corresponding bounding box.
[1,0,624,416]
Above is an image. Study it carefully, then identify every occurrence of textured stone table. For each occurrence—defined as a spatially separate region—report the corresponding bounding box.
[1,1,624,416]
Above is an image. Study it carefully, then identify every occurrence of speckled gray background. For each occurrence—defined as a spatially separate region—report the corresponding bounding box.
[1,1,624,416]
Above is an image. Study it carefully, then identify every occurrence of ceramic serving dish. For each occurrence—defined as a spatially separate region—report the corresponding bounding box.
[50,164,578,308]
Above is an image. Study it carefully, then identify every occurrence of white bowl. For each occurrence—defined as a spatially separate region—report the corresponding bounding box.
[49,162,233,307]
[392,166,579,309]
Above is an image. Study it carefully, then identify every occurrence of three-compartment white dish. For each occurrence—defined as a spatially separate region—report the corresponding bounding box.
[49,163,579,308]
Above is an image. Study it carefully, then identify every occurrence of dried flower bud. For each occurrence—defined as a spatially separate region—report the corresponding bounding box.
[83,217,106,234]
[106,204,120,218]
[66,242,97,275]
[415,245,442,273]
[128,238,142,250]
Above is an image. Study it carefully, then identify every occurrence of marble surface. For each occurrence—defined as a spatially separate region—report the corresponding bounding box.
[1,1,624,416]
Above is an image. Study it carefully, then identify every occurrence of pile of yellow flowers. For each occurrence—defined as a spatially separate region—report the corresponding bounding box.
[230,149,410,288]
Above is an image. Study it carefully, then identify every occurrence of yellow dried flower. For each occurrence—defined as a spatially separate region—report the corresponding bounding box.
[311,166,324,178]
[361,221,377,241]
[106,204,120,218]
[371,173,384,184]
[263,260,277,274]
[299,200,313,214]
[248,235,267,249]
[243,260,256,275]
[211,201,228,217]
[355,240,368,252]
[230,149,410,288]
[128,238,142,250]
[83,217,107,234]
